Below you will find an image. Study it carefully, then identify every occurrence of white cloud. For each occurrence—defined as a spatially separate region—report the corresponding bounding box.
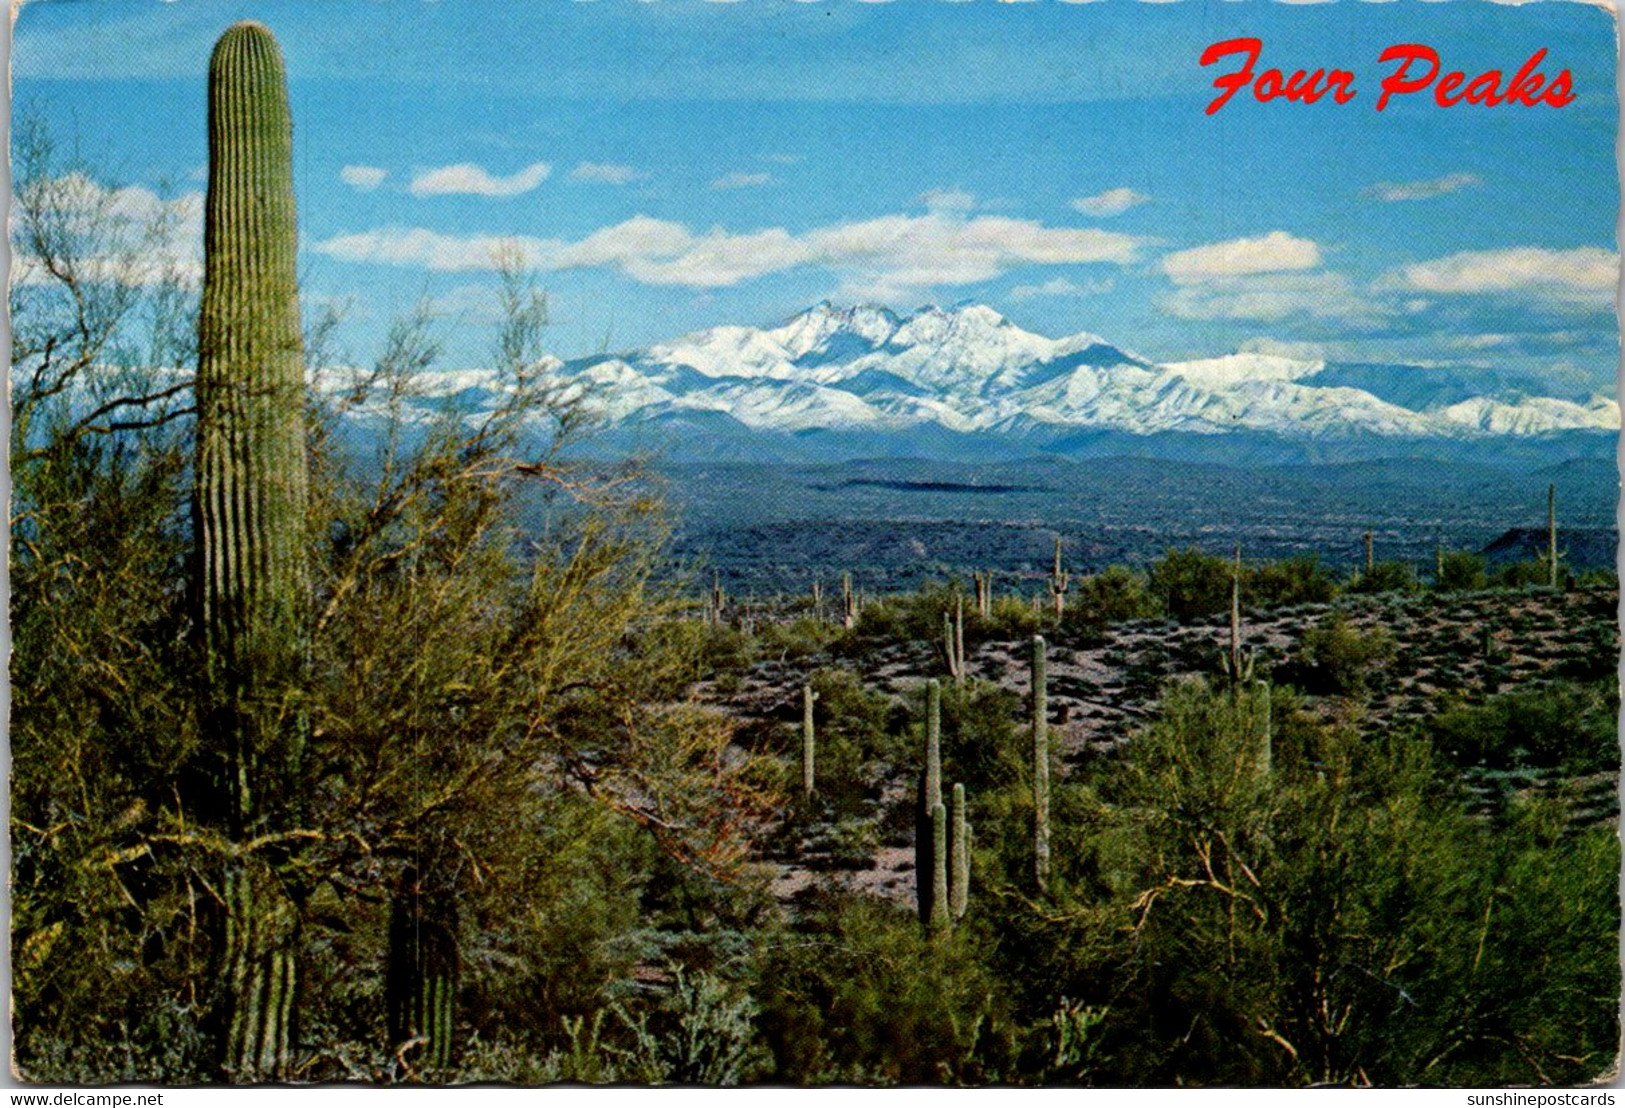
[710,171,774,190]
[11,173,203,286]
[1363,172,1481,202]
[313,209,1146,291]
[1159,272,1383,325]
[921,188,977,214]
[409,161,552,197]
[1009,275,1115,300]
[340,165,388,191]
[1399,246,1617,306]
[569,162,643,185]
[1071,187,1150,217]
[315,227,548,273]
[1163,231,1322,284]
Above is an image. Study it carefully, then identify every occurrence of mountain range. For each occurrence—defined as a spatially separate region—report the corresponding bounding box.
[377,302,1620,466]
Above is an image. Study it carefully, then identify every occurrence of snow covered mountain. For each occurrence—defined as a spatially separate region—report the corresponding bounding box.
[389,302,1619,465]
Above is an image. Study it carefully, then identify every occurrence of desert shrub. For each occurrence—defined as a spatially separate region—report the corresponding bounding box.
[1576,567,1618,589]
[1434,551,1487,592]
[1288,612,1396,695]
[798,667,904,817]
[1557,621,1619,682]
[1066,565,1159,634]
[1019,681,1620,1086]
[1423,681,1618,774]
[752,895,1017,1084]
[1246,555,1338,609]
[1147,547,1232,622]
[938,678,1025,793]
[1492,559,1554,589]
[1348,560,1419,595]
[757,616,840,665]
[984,593,1044,639]
[845,582,964,651]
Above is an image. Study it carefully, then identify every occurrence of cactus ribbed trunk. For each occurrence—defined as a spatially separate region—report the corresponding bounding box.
[1031,635,1050,895]
[1548,484,1558,589]
[954,595,965,679]
[801,684,816,797]
[194,22,309,1082]
[1364,530,1374,576]
[1229,544,1242,693]
[916,679,944,927]
[929,803,950,934]
[222,865,299,1081]
[949,783,969,923]
[387,870,460,1074]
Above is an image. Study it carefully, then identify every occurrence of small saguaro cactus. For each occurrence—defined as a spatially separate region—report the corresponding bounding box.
[1548,483,1559,589]
[942,595,966,683]
[973,571,992,619]
[1031,634,1051,895]
[915,679,944,927]
[1219,543,1255,691]
[708,574,727,626]
[811,579,823,615]
[841,571,858,629]
[949,782,970,922]
[193,21,310,1081]
[1364,530,1375,576]
[802,684,817,797]
[1048,536,1070,619]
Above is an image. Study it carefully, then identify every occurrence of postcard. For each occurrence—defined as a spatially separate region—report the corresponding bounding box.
[9,0,1620,1089]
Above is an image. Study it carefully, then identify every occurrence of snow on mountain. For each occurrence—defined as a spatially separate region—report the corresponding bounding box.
[353,303,1614,460]
[1435,394,1621,435]
[1162,352,1323,390]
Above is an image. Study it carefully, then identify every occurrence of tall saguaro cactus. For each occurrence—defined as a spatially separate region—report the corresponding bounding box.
[194,21,309,1080]
[916,679,944,927]
[1031,634,1051,895]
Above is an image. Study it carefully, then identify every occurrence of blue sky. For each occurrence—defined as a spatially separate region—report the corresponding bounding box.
[13,0,1620,390]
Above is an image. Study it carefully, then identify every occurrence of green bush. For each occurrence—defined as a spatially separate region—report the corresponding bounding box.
[1424,682,1618,774]
[1493,559,1555,589]
[1246,555,1338,608]
[752,895,1017,1084]
[938,678,1024,793]
[799,667,903,817]
[1348,560,1419,595]
[1291,612,1396,695]
[1147,547,1232,623]
[1435,551,1487,593]
[1066,565,1159,634]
